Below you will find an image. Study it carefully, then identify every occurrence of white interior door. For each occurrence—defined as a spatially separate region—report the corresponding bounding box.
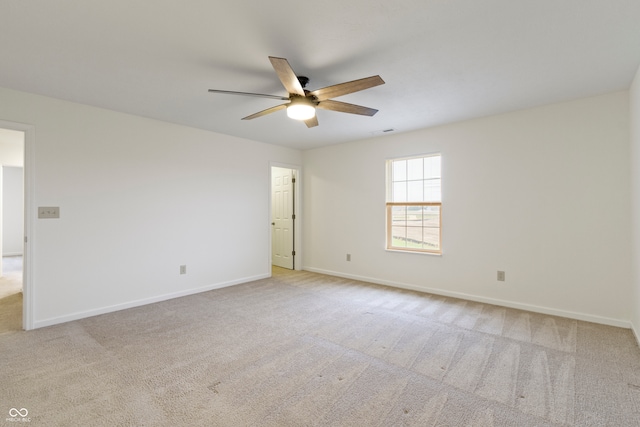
[272,167,294,269]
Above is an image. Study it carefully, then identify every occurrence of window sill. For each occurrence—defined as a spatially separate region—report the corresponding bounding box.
[385,248,442,256]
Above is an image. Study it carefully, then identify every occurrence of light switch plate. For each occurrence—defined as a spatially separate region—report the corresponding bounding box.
[38,207,60,219]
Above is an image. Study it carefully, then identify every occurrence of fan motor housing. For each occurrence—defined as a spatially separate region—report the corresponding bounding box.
[297,76,310,88]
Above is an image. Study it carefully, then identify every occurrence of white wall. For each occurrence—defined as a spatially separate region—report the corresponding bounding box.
[2,166,24,255]
[0,83,632,330]
[303,91,631,326]
[630,65,640,340]
[0,87,301,328]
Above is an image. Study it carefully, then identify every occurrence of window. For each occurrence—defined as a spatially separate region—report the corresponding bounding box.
[386,154,441,254]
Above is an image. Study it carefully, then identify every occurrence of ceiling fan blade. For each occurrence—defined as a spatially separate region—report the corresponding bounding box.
[316,100,378,116]
[309,75,385,101]
[304,116,319,128]
[242,104,287,120]
[208,89,288,101]
[269,56,305,96]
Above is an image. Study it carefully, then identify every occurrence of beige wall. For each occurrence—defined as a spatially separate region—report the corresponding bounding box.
[1,82,635,331]
[303,91,632,326]
[0,87,302,328]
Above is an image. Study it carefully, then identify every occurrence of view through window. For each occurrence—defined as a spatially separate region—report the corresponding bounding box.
[386,154,442,254]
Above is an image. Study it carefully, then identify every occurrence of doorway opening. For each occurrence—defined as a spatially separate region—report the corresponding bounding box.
[0,128,25,333]
[271,165,299,270]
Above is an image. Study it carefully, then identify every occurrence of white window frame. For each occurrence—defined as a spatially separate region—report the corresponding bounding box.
[386,153,442,255]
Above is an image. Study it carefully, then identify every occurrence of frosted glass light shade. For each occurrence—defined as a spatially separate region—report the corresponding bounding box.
[287,101,316,120]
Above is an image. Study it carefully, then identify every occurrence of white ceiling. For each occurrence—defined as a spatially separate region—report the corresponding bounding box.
[1,1,639,150]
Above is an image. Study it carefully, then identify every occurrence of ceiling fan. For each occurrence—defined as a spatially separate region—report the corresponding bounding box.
[208,56,385,128]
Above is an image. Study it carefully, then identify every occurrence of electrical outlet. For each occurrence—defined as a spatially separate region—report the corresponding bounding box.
[180,265,187,275]
[497,271,505,281]
[346,254,351,262]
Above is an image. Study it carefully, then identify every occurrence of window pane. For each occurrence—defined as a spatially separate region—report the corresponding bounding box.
[424,179,441,202]
[391,226,407,248]
[405,226,423,249]
[423,205,440,227]
[392,160,406,182]
[391,205,407,226]
[388,203,441,253]
[407,158,423,180]
[406,206,422,227]
[393,182,407,202]
[422,227,440,250]
[424,155,441,179]
[407,181,423,202]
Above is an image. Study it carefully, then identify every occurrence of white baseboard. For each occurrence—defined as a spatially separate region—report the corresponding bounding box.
[33,273,270,329]
[303,267,631,329]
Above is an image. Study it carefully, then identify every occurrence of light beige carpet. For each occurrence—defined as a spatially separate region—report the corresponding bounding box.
[1,267,639,426]
[0,256,22,334]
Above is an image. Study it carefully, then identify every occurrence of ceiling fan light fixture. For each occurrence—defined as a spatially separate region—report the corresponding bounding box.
[209,56,384,127]
[286,98,316,121]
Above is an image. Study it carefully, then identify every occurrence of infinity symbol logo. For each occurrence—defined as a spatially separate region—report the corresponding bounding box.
[9,408,28,417]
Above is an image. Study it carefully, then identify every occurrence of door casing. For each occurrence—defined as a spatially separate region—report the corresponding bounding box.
[269,162,301,271]
[0,120,34,330]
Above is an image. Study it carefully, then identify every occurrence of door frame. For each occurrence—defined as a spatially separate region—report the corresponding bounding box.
[269,161,301,272]
[0,120,34,330]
